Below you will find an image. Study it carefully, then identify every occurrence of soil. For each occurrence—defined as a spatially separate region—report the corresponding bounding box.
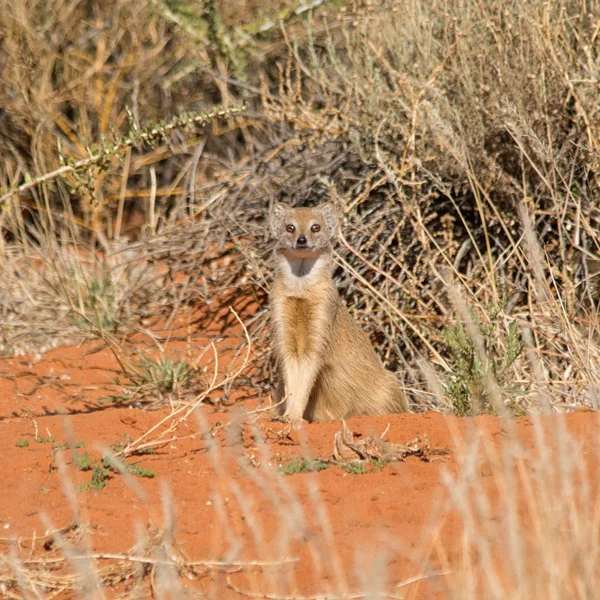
[1,304,599,599]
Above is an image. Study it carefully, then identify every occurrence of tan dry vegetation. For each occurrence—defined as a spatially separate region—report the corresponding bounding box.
[1,0,600,597]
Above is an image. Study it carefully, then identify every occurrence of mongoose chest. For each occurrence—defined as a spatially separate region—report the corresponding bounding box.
[278,296,321,358]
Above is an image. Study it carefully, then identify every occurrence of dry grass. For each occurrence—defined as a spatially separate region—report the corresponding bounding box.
[3,0,599,413]
[1,0,600,596]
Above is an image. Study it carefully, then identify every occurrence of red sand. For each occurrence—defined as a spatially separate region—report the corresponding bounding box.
[2,327,599,599]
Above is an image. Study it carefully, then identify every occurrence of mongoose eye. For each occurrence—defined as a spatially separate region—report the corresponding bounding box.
[286,224,295,233]
[311,224,321,233]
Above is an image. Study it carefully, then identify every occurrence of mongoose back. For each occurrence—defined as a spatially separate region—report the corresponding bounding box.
[269,201,408,422]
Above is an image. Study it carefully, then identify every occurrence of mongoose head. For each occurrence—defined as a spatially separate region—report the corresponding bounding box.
[269,202,339,256]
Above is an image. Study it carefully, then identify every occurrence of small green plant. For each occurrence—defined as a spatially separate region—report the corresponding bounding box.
[338,459,389,474]
[71,447,154,491]
[442,300,523,417]
[108,441,126,454]
[79,465,111,491]
[74,450,111,491]
[126,463,155,478]
[132,447,157,456]
[53,441,85,451]
[35,435,55,444]
[73,451,94,471]
[370,459,389,472]
[75,272,118,332]
[102,454,155,478]
[104,353,196,405]
[340,462,367,475]
[97,392,133,404]
[55,262,120,335]
[15,439,29,448]
[278,458,330,475]
[128,353,196,398]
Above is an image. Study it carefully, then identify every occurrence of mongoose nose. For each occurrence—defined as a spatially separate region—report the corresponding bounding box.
[296,235,307,246]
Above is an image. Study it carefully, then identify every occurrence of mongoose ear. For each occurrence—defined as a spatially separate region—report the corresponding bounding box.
[318,203,339,236]
[269,202,290,237]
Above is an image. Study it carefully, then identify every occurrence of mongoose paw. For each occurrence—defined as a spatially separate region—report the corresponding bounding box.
[272,414,305,429]
[271,415,286,423]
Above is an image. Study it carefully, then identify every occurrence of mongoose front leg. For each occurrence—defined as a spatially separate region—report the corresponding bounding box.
[282,355,320,421]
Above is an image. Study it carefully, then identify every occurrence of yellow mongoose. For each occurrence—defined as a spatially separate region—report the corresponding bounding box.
[269,201,408,422]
